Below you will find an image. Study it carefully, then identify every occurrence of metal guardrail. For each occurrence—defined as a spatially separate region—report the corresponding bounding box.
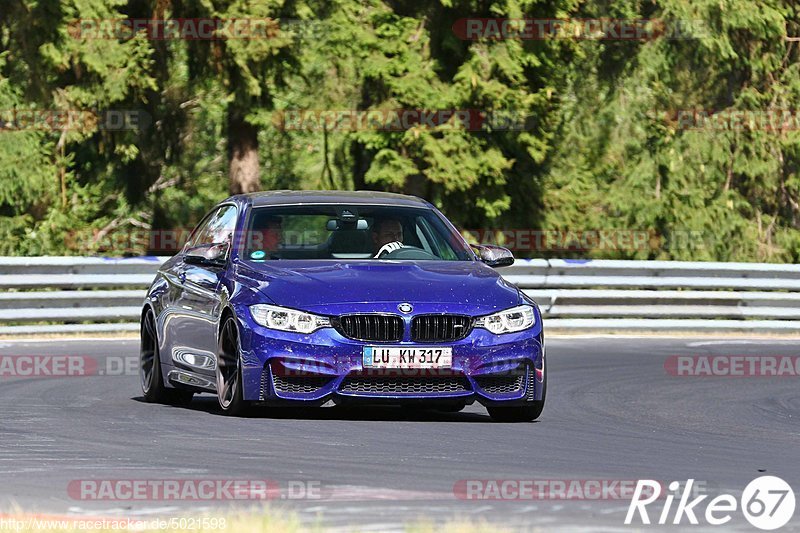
[0,257,164,335]
[501,259,800,332]
[1,257,799,335]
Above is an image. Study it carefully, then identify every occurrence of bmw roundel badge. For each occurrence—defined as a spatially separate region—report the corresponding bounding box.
[398,303,413,314]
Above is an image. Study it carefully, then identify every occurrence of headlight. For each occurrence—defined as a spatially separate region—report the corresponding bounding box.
[250,304,330,334]
[474,305,536,334]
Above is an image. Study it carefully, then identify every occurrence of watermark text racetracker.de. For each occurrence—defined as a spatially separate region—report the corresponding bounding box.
[68,479,322,501]
[62,227,712,255]
[451,18,708,41]
[271,109,535,132]
[665,355,800,377]
[661,108,800,132]
[70,18,325,41]
[453,479,713,501]
[455,479,657,500]
[72,18,276,40]
[0,355,137,378]
[0,109,150,132]
[464,229,653,253]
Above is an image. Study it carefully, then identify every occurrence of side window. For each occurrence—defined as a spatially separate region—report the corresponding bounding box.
[187,206,238,248]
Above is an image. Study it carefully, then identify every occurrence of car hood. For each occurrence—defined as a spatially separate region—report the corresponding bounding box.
[235,260,520,315]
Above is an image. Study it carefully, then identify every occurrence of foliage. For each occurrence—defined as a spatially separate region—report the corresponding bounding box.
[1,0,798,261]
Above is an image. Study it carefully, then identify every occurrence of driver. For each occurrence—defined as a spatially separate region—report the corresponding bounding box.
[262,216,283,251]
[248,216,283,259]
[372,218,404,258]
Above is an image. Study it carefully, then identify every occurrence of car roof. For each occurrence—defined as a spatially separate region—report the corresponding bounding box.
[228,190,431,208]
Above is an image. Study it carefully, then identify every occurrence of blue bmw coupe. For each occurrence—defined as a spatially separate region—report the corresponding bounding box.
[140,191,545,421]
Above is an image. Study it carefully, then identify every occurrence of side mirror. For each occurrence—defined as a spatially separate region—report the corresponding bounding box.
[184,243,228,268]
[475,244,515,268]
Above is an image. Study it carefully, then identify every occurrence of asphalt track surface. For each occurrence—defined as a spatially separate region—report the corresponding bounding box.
[0,336,798,532]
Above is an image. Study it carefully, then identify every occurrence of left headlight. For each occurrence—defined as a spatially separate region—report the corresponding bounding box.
[474,304,536,334]
[250,304,331,334]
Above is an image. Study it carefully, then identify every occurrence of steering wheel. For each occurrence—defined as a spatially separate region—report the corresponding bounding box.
[380,245,438,260]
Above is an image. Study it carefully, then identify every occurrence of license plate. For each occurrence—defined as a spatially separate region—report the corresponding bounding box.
[363,346,452,369]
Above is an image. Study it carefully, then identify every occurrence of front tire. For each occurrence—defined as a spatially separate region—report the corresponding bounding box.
[487,402,544,422]
[140,309,194,406]
[216,315,250,416]
[488,364,546,422]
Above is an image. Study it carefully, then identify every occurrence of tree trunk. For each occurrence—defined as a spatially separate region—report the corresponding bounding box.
[227,110,261,194]
[351,140,368,190]
[404,173,428,198]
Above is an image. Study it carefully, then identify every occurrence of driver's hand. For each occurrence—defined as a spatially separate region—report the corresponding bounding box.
[374,241,404,258]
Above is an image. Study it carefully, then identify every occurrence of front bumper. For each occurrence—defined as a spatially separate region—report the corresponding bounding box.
[236,307,545,406]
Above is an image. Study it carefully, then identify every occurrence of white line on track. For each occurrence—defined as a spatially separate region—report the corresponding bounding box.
[687,339,800,347]
[0,337,135,344]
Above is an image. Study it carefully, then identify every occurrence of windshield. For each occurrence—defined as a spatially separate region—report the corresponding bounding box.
[242,205,472,261]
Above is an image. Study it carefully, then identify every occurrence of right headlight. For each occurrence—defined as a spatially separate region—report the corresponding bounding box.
[249,304,330,334]
[474,304,536,334]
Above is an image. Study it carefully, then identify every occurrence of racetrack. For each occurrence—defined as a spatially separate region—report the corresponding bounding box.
[1,336,798,531]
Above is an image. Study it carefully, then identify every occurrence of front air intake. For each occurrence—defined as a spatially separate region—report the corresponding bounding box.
[411,314,472,342]
[335,314,404,342]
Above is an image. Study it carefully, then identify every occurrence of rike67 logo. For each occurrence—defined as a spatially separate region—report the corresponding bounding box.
[626,477,795,530]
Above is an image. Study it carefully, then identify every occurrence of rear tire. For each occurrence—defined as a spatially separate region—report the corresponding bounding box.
[140,309,194,406]
[216,315,251,417]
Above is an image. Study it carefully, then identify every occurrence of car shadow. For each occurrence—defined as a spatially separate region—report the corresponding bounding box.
[134,394,506,422]
[252,404,495,423]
